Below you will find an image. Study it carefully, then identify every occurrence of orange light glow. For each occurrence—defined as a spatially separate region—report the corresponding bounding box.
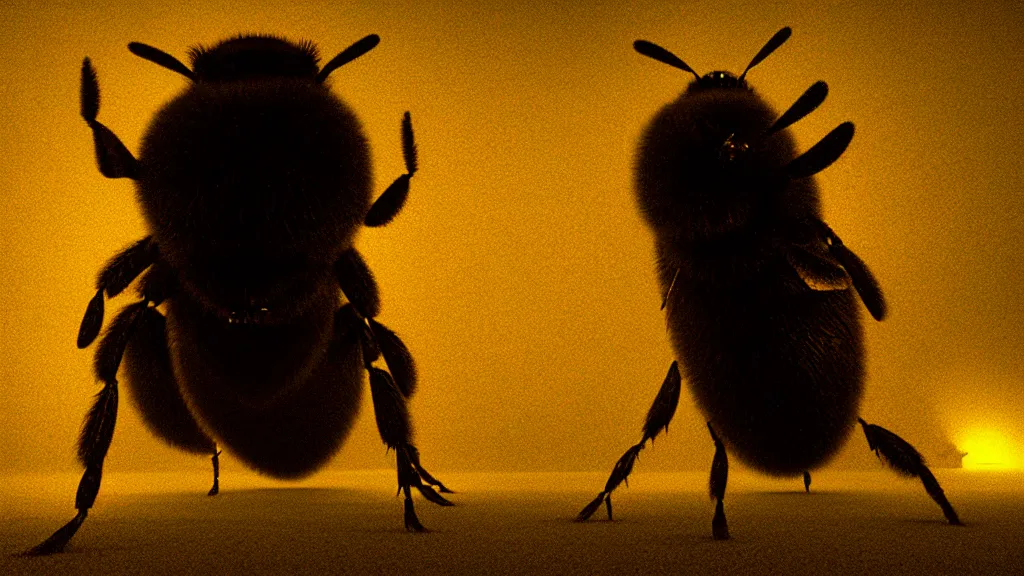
[957,429,1019,470]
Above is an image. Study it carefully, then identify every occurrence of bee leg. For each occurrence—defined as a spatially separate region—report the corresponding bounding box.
[80,58,140,179]
[577,362,682,522]
[334,249,380,319]
[708,422,730,540]
[78,237,158,349]
[350,305,451,532]
[26,300,149,555]
[120,288,221,499]
[208,449,221,496]
[857,418,962,525]
[364,112,417,228]
[336,258,420,399]
[803,470,811,493]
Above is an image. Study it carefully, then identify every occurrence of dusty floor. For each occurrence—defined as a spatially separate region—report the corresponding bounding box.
[2,469,1022,574]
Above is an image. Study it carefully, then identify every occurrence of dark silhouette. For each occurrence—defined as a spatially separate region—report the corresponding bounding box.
[859,419,961,525]
[578,27,958,538]
[576,362,681,521]
[28,34,452,556]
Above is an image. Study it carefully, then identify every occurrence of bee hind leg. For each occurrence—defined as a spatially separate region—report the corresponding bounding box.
[857,418,962,525]
[803,470,811,493]
[576,362,682,522]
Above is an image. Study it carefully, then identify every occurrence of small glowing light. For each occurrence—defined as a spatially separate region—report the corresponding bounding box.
[958,429,1017,470]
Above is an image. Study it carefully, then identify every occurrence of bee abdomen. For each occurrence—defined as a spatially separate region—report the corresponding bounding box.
[672,284,864,475]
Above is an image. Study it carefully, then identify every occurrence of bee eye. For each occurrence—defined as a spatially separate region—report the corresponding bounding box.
[719,134,750,163]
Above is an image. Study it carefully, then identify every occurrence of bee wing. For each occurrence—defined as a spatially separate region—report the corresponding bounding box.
[810,220,888,320]
[785,239,852,291]
[830,242,887,321]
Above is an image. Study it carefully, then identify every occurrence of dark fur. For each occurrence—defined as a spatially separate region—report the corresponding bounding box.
[138,71,371,323]
[636,53,865,477]
[122,306,216,454]
[369,318,418,397]
[168,286,363,478]
[31,33,442,556]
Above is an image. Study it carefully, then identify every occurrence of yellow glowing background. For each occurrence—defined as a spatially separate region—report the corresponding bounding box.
[0,0,1021,480]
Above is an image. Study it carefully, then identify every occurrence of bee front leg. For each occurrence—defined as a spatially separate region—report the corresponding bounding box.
[364,112,417,228]
[26,300,149,555]
[77,237,158,349]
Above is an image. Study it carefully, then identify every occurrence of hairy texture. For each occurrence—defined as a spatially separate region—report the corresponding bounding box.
[127,43,196,81]
[123,306,215,453]
[316,35,380,83]
[93,301,147,384]
[401,111,417,174]
[97,237,156,297]
[138,74,371,323]
[642,361,681,442]
[77,384,118,468]
[366,112,416,227]
[189,35,320,82]
[80,58,139,179]
[662,243,865,475]
[859,419,961,524]
[636,74,869,475]
[167,289,364,478]
[635,88,819,240]
[80,58,100,121]
[368,367,411,450]
[369,319,418,397]
[335,249,380,319]
[77,289,105,349]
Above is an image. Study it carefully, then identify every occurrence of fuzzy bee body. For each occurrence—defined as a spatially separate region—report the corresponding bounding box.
[120,38,376,478]
[30,34,451,556]
[579,28,960,533]
[638,88,863,475]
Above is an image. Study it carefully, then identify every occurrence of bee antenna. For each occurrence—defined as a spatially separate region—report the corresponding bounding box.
[766,81,828,136]
[634,40,701,81]
[738,27,791,81]
[127,42,196,81]
[316,34,380,83]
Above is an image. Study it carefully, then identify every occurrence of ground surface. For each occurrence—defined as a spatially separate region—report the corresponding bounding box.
[2,469,1022,574]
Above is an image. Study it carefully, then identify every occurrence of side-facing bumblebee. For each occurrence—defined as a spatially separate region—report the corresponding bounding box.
[577,28,960,538]
[30,33,452,555]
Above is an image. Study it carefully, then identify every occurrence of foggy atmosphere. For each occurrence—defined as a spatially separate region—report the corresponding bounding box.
[1,0,1021,573]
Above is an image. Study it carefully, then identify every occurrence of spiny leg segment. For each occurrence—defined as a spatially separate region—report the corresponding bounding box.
[858,418,961,525]
[576,362,681,522]
[27,298,152,555]
[708,422,729,540]
[336,248,452,532]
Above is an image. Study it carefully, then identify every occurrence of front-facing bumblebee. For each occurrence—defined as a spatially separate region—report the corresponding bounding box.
[577,28,961,538]
[30,33,452,555]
